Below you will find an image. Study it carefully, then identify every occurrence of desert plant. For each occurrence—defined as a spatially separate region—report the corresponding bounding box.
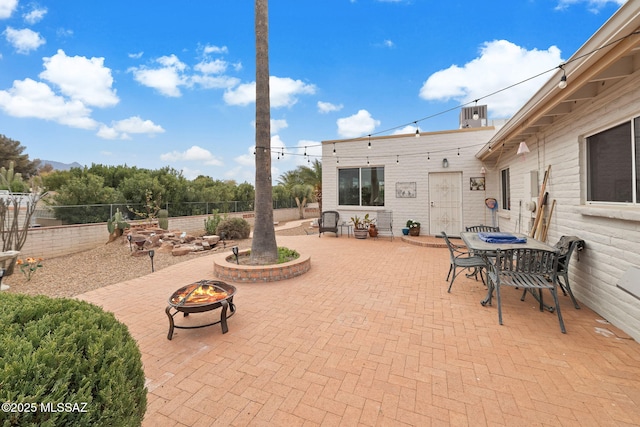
[216,217,251,240]
[0,293,147,426]
[158,209,169,230]
[0,162,46,275]
[106,208,130,240]
[204,210,225,235]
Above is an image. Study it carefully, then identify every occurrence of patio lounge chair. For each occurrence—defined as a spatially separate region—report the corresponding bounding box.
[442,231,487,292]
[375,211,393,240]
[318,211,339,237]
[487,248,566,333]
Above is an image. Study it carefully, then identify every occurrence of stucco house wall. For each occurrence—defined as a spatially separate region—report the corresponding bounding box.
[489,71,640,341]
[322,127,499,235]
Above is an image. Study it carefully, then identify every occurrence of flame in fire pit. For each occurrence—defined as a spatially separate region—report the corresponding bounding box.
[171,283,228,305]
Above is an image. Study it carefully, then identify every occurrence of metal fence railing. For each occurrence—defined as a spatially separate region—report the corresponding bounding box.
[35,199,298,226]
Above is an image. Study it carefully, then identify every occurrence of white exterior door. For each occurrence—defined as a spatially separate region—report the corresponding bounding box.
[429,172,463,235]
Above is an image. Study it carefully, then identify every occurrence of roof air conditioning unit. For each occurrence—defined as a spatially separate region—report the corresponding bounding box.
[460,105,487,128]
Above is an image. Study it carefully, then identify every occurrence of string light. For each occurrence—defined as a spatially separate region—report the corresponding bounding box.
[396,155,399,164]
[258,31,640,165]
[472,100,479,120]
[558,64,567,89]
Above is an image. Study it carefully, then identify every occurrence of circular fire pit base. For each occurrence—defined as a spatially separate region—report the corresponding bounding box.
[166,280,236,340]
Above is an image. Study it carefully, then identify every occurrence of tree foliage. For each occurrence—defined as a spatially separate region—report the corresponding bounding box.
[0,134,40,178]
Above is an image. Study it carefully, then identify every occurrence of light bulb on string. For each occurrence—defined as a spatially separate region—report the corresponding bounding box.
[415,122,420,138]
[332,143,336,156]
[396,155,399,164]
[368,136,371,149]
[558,65,567,89]
[472,100,479,120]
[428,152,430,161]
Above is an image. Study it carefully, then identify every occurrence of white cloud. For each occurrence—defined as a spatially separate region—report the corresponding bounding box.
[0,0,17,19]
[4,27,45,54]
[419,39,564,117]
[190,74,240,90]
[160,145,222,166]
[23,7,47,24]
[224,76,316,108]
[194,58,228,74]
[234,145,256,167]
[0,78,97,129]
[111,116,164,134]
[271,119,288,134]
[129,54,188,97]
[128,51,144,59]
[317,101,343,114]
[555,0,626,13]
[202,44,228,55]
[392,124,419,135]
[40,50,119,108]
[336,109,380,138]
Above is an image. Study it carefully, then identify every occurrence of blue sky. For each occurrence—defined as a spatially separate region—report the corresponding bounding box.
[0,0,627,183]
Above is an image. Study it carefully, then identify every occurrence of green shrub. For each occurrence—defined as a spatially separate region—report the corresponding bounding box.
[204,210,225,235]
[216,217,251,239]
[277,247,299,263]
[0,294,147,427]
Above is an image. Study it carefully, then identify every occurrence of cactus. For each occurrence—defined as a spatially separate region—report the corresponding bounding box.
[107,209,130,237]
[158,209,169,230]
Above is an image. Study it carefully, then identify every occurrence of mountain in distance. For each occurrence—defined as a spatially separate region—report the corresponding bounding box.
[38,160,83,171]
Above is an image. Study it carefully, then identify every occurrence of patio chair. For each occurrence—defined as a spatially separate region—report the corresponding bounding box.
[318,211,339,237]
[464,225,499,280]
[520,236,585,309]
[375,211,393,241]
[553,236,585,309]
[465,225,500,232]
[487,248,566,333]
[442,231,487,292]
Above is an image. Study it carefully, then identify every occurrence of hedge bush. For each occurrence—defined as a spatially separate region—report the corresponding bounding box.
[0,294,147,427]
[216,217,251,240]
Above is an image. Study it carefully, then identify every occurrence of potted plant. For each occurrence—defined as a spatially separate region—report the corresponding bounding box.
[351,214,372,239]
[406,219,421,236]
[368,222,378,237]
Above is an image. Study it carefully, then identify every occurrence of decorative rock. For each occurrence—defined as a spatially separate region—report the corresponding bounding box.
[203,235,221,245]
[171,246,192,256]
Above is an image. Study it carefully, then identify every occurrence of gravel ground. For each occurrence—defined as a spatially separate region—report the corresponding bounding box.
[3,223,312,298]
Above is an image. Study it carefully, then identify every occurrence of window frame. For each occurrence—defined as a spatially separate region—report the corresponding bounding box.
[585,116,640,205]
[337,166,385,207]
[500,167,510,211]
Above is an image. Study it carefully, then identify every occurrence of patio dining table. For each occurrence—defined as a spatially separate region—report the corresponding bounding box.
[460,232,558,306]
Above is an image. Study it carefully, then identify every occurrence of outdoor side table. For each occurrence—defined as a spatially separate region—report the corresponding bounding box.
[339,223,353,238]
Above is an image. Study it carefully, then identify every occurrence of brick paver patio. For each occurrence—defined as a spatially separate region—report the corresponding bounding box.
[77,233,640,426]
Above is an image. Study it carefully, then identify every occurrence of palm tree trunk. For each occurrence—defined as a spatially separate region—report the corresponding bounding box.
[251,0,278,264]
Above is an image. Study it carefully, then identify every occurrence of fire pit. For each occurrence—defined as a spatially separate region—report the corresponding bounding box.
[165,280,236,340]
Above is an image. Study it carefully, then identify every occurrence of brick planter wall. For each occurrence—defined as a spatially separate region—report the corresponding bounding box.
[213,250,311,283]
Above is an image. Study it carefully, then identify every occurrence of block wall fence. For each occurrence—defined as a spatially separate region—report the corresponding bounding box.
[16,207,319,260]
